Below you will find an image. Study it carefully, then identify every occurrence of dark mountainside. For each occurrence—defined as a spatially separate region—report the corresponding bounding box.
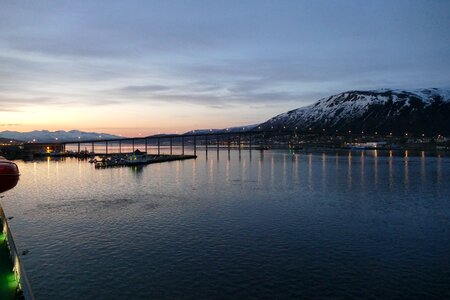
[258,88,450,135]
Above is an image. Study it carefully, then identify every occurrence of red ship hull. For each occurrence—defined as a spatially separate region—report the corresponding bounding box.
[0,157,20,193]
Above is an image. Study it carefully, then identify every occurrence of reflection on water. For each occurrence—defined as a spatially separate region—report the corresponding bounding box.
[2,149,450,300]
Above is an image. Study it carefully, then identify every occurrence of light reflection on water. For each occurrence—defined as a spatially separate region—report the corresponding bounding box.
[2,149,450,299]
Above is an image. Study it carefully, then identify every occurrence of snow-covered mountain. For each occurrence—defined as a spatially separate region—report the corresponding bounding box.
[258,88,450,135]
[0,130,121,142]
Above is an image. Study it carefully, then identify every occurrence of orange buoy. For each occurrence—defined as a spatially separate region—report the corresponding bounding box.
[0,156,20,193]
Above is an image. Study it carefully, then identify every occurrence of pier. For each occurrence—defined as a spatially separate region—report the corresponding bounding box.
[92,153,197,168]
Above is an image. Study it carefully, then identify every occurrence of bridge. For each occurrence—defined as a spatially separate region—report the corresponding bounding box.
[60,129,394,156]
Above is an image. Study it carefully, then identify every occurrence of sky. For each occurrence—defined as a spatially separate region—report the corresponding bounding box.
[1,0,449,136]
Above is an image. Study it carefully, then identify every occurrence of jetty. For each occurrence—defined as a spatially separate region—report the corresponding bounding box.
[92,151,197,168]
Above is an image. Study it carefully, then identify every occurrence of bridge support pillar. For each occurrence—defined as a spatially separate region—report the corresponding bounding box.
[238,134,241,152]
[170,137,173,155]
[194,136,196,156]
[216,135,219,153]
[182,136,185,155]
[157,138,160,155]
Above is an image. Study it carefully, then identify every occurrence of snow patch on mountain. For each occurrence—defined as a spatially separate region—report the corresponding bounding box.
[262,88,450,129]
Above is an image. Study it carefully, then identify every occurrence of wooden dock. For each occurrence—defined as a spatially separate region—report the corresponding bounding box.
[94,154,197,168]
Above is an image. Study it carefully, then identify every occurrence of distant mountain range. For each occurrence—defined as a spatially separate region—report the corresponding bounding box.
[258,88,450,135]
[0,130,121,143]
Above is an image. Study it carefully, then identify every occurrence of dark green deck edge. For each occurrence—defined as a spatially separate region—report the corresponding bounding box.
[0,231,19,300]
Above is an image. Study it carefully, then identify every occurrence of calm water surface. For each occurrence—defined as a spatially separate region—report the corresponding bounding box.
[3,150,450,299]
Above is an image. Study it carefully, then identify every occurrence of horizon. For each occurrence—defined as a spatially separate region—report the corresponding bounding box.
[1,1,449,136]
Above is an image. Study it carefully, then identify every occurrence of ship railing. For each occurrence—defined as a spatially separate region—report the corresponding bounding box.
[0,205,35,300]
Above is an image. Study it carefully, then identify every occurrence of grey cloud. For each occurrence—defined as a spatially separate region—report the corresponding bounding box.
[0,0,448,115]
[119,85,172,93]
